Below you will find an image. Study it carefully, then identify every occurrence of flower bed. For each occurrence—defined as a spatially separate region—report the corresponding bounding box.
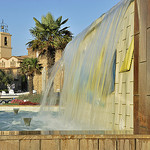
[19,101,39,105]
[10,99,39,105]
[11,99,24,104]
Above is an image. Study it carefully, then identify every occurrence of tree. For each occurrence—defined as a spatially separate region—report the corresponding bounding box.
[20,58,43,94]
[0,69,14,91]
[27,12,72,70]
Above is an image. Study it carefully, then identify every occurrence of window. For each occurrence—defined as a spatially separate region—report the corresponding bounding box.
[10,59,16,67]
[2,61,5,67]
[4,37,7,46]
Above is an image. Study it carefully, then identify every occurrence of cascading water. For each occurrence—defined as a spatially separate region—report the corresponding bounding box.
[39,0,134,131]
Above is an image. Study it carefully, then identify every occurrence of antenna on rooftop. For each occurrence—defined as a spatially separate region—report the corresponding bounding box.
[0,19,8,32]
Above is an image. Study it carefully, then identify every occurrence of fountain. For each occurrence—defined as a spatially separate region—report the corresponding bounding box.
[39,0,134,132]
[0,0,135,133]
[1,0,150,149]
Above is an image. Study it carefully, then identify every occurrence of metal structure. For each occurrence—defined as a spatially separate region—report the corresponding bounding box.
[0,19,8,32]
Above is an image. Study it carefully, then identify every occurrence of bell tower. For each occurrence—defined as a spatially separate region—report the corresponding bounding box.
[0,20,12,58]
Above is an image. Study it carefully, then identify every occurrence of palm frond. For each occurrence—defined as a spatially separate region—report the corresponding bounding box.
[56,16,62,25]
[61,18,68,25]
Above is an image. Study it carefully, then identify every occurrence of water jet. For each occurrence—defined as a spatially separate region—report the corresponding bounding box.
[23,118,32,126]
[13,108,19,115]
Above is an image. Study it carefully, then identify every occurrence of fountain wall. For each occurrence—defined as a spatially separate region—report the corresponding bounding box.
[1,131,150,150]
[112,2,134,131]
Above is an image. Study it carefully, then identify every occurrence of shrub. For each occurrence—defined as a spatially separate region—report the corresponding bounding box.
[0,89,9,93]
[17,94,42,103]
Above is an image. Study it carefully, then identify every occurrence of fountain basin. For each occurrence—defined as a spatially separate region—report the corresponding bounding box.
[0,111,40,130]
[0,110,59,131]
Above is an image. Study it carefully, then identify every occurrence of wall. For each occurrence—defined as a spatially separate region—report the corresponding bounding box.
[111,2,134,131]
[0,32,12,58]
[1,133,150,150]
[28,47,64,94]
[27,48,48,93]
[33,55,48,94]
[27,48,36,58]
[0,56,20,68]
[134,0,150,134]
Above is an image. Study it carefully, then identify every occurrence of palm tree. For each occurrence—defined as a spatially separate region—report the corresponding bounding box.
[27,12,72,70]
[20,58,43,94]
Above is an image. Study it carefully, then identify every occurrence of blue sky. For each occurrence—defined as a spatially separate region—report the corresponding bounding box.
[0,0,120,56]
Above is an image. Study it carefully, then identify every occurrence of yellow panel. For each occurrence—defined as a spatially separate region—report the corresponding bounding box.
[120,38,134,72]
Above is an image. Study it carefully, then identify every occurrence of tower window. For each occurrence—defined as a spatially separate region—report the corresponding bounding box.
[4,37,7,46]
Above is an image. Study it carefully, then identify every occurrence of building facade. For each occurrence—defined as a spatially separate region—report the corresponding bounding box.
[0,32,12,58]
[27,48,63,94]
[0,29,28,92]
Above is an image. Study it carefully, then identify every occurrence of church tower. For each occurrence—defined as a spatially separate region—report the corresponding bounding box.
[0,20,12,58]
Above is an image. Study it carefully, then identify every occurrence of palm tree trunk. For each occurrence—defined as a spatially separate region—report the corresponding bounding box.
[28,74,34,94]
[47,47,55,77]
